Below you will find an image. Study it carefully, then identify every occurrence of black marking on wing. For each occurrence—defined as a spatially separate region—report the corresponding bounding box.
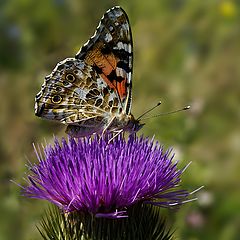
[107,71,125,83]
[35,102,45,117]
[117,61,131,73]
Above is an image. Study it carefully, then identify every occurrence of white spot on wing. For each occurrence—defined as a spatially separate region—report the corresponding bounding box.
[105,32,113,42]
[97,78,108,88]
[75,88,87,99]
[128,44,132,53]
[127,72,132,84]
[109,26,114,32]
[116,67,125,78]
[117,41,124,49]
[114,42,131,53]
[109,92,116,101]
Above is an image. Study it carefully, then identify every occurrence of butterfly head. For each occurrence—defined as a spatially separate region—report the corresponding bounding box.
[127,114,145,133]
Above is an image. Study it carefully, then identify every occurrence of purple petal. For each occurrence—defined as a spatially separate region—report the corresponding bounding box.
[23,134,189,218]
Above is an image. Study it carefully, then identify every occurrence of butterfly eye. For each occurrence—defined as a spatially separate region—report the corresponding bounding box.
[52,95,62,104]
[66,73,75,82]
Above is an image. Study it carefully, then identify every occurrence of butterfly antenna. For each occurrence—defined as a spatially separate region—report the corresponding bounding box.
[141,105,190,120]
[137,101,162,120]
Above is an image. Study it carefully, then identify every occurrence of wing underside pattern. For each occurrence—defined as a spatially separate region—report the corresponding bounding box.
[35,7,134,137]
[76,6,133,114]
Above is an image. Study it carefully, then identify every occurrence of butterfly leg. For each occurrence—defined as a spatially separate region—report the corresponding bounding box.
[108,129,123,143]
[100,116,116,138]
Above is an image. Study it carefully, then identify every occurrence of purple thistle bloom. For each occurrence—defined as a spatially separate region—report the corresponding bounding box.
[23,134,189,218]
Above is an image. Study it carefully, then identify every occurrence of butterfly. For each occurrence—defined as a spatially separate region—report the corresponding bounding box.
[35,6,144,137]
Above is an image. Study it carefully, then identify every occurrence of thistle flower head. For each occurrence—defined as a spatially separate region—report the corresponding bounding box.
[24,134,189,218]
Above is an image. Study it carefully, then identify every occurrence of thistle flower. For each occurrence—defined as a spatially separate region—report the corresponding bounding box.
[23,134,189,218]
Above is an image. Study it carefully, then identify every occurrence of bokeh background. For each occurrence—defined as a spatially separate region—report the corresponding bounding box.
[1,0,240,239]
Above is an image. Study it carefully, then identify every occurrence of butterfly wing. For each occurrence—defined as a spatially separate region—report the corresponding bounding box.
[35,58,120,129]
[35,6,133,136]
[76,6,133,114]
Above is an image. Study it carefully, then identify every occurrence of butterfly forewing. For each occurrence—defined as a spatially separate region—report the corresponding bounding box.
[76,6,133,114]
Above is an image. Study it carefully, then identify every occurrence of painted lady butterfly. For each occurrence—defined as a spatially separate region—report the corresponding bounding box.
[35,6,144,137]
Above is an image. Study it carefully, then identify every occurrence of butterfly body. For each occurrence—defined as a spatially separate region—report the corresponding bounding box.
[35,6,144,137]
[65,113,142,138]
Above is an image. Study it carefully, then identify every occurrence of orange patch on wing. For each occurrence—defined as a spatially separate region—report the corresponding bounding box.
[116,78,127,99]
[100,75,127,100]
[85,44,117,75]
[100,74,116,90]
[85,43,127,100]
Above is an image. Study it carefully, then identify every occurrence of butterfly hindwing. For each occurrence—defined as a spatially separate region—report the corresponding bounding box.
[35,58,121,125]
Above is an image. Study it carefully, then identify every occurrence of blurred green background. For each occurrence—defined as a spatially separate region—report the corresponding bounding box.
[1,0,240,239]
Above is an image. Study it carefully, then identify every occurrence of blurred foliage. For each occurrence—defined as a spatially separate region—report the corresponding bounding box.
[0,0,240,239]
